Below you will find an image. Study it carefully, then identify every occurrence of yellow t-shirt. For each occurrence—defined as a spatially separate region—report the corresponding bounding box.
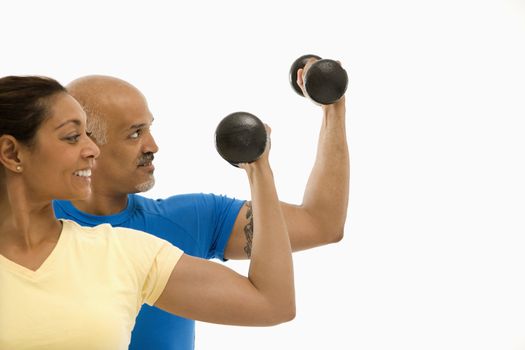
[0,220,183,350]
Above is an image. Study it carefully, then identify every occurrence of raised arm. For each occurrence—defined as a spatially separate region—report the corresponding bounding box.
[225,62,349,260]
[155,127,295,326]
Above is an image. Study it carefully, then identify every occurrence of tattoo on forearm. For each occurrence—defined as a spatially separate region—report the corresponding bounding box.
[243,201,254,258]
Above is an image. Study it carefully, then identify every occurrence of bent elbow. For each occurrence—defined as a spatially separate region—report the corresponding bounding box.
[284,305,296,322]
[321,225,345,244]
[276,302,296,324]
[264,302,296,326]
[331,228,345,243]
[315,220,346,245]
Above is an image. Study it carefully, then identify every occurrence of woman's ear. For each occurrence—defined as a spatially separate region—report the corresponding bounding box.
[0,135,23,173]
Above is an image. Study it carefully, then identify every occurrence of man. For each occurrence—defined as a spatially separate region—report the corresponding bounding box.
[53,68,349,349]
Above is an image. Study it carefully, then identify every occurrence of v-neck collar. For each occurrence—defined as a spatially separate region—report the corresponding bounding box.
[0,220,70,279]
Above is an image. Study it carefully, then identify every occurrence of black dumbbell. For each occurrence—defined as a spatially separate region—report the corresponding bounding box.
[215,112,267,167]
[289,54,348,105]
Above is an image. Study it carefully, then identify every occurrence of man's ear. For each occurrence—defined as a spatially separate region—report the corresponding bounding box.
[0,135,24,173]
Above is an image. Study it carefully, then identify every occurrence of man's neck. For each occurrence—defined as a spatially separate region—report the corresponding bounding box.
[70,192,129,216]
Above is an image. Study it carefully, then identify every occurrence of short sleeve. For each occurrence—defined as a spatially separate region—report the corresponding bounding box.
[141,242,184,306]
[158,193,244,261]
[199,194,245,261]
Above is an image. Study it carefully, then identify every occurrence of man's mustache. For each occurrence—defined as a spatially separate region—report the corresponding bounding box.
[137,153,155,166]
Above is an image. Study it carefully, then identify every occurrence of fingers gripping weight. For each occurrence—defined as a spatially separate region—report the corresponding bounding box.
[289,54,348,105]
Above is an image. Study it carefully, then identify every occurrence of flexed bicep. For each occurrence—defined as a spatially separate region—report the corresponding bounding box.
[154,254,293,326]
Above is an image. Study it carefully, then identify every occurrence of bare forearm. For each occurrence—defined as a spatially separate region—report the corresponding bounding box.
[302,102,349,241]
[245,163,295,317]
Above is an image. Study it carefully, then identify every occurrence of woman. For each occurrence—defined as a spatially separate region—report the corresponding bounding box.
[0,76,294,349]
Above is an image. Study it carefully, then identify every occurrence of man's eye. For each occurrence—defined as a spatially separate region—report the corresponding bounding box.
[130,130,141,139]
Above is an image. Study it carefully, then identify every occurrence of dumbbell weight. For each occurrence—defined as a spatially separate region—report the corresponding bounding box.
[289,54,348,105]
[215,111,267,167]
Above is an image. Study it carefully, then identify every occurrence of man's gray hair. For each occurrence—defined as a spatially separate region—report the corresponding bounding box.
[81,103,108,145]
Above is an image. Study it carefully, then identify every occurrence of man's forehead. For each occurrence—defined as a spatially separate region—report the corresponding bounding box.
[97,91,153,128]
[110,111,154,132]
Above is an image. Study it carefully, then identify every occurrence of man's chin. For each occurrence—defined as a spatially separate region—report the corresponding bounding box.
[135,178,155,193]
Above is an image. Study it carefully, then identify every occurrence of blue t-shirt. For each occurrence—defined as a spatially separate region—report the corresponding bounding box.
[53,193,244,350]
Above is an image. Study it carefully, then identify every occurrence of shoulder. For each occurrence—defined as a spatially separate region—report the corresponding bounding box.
[62,219,113,236]
[134,193,238,216]
[63,219,158,245]
[161,193,245,212]
[63,219,183,259]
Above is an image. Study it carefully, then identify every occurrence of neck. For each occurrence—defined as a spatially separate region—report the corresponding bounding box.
[71,190,129,216]
[0,177,61,249]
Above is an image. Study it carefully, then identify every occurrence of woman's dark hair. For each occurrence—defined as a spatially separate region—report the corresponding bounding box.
[0,76,66,145]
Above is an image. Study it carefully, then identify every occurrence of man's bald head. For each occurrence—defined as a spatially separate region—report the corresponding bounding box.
[66,75,158,195]
[67,75,146,145]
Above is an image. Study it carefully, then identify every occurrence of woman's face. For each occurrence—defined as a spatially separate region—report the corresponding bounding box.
[19,93,100,201]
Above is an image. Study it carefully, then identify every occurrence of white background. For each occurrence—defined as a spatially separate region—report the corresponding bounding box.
[2,0,525,349]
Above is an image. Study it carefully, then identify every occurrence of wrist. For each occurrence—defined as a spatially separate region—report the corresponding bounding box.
[322,95,346,116]
[244,160,273,180]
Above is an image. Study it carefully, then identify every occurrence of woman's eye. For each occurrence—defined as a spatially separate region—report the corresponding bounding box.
[65,134,81,143]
